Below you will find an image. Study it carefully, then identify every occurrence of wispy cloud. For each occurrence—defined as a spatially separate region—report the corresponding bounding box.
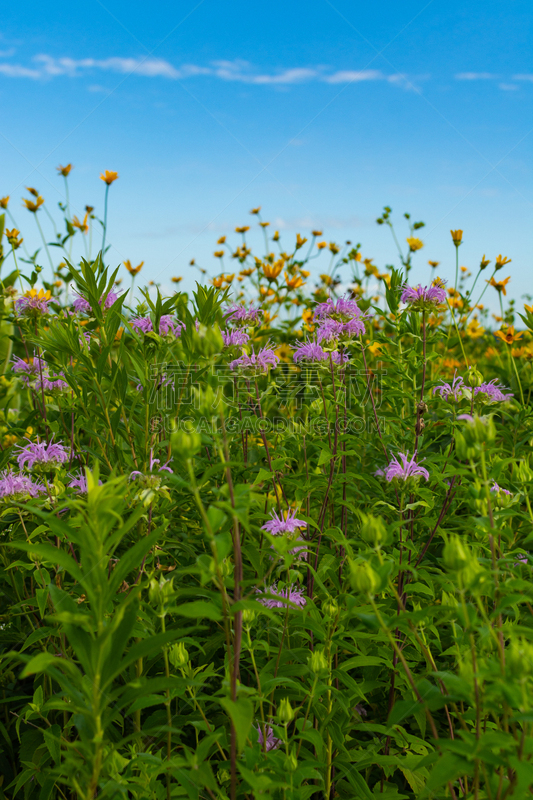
[513,74,533,82]
[0,53,408,87]
[455,72,499,80]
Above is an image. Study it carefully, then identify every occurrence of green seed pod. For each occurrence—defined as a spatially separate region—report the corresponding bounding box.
[464,366,484,388]
[278,697,295,724]
[359,513,390,547]
[242,609,256,625]
[349,561,380,595]
[322,597,339,618]
[443,535,470,571]
[308,648,329,675]
[169,642,189,668]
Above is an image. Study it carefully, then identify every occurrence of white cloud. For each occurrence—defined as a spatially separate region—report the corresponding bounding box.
[513,74,533,82]
[0,52,421,90]
[499,83,519,91]
[455,72,498,80]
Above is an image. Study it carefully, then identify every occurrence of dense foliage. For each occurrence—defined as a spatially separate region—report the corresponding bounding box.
[0,173,532,799]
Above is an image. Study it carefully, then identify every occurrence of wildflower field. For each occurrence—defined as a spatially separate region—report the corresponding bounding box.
[0,168,533,800]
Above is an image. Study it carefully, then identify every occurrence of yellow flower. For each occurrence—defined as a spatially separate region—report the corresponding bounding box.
[217,236,226,244]
[3,434,17,448]
[312,229,323,237]
[428,260,440,268]
[488,276,511,295]
[329,242,340,254]
[460,266,468,273]
[524,304,533,314]
[53,280,62,288]
[0,196,9,209]
[275,343,292,362]
[479,255,490,270]
[494,325,524,345]
[23,195,44,212]
[367,341,385,356]
[214,250,225,258]
[57,164,73,176]
[5,228,23,249]
[235,225,250,234]
[300,269,310,278]
[295,233,307,249]
[450,229,463,245]
[466,318,485,339]
[272,230,280,241]
[250,206,261,214]
[302,309,314,326]
[25,288,52,302]
[354,252,362,262]
[72,213,89,233]
[171,276,183,284]
[495,254,511,270]
[406,237,423,251]
[26,186,39,197]
[124,259,144,276]
[260,221,270,227]
[319,273,333,286]
[285,272,305,290]
[100,170,119,185]
[263,261,283,280]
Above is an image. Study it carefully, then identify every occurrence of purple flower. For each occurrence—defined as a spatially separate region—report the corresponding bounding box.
[68,472,89,493]
[229,346,279,374]
[457,413,474,422]
[223,304,262,326]
[257,583,307,609]
[0,470,46,501]
[130,449,173,481]
[490,482,512,496]
[293,339,328,364]
[514,553,528,567]
[15,290,53,316]
[221,328,250,347]
[374,467,385,478]
[474,380,513,403]
[73,291,119,315]
[401,280,447,308]
[433,374,465,402]
[12,356,47,385]
[16,439,69,472]
[257,724,282,752]
[316,316,366,344]
[262,508,307,535]
[314,297,364,320]
[131,315,184,337]
[385,452,429,483]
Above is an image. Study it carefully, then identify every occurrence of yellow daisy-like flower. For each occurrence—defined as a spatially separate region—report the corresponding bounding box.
[57,164,73,176]
[235,225,250,234]
[285,272,305,290]
[450,229,463,246]
[5,228,23,249]
[428,260,440,268]
[479,255,490,270]
[250,206,261,214]
[488,276,511,295]
[100,171,119,185]
[295,233,307,249]
[263,261,283,281]
[214,250,225,258]
[171,277,182,284]
[406,237,423,251]
[495,254,511,270]
[23,195,44,212]
[494,325,524,345]
[466,318,485,339]
[0,196,9,209]
[329,242,340,254]
[217,236,226,245]
[124,259,144,276]
[72,213,89,233]
[312,229,323,237]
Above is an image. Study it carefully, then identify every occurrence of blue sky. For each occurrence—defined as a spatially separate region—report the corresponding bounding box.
[0,0,531,311]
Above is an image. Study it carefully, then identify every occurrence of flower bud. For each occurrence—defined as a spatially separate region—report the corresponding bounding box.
[242,609,256,626]
[148,575,174,606]
[359,513,390,547]
[285,751,298,772]
[308,648,329,675]
[278,698,294,724]
[169,642,189,668]
[349,561,380,595]
[464,367,484,388]
[171,427,202,458]
[460,414,495,447]
[322,597,339,618]
[443,535,470,571]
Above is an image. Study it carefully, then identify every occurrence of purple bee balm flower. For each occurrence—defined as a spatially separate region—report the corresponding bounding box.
[316,316,366,344]
[0,470,46,501]
[292,339,328,364]
[12,356,47,385]
[400,279,447,308]
[385,452,429,483]
[131,315,184,337]
[223,303,262,326]
[221,328,250,347]
[490,482,512,496]
[130,449,173,481]
[257,583,307,609]
[15,289,53,316]
[374,467,385,478]
[514,553,529,567]
[457,413,474,422]
[331,349,350,364]
[230,346,279,374]
[35,375,69,394]
[433,374,465,402]
[16,439,69,472]
[73,291,119,315]
[262,508,307,535]
[257,724,283,752]
[474,380,513,403]
[314,296,364,321]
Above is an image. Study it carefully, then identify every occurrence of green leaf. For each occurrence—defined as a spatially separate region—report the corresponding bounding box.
[175,601,222,621]
[220,697,253,752]
[43,724,61,764]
